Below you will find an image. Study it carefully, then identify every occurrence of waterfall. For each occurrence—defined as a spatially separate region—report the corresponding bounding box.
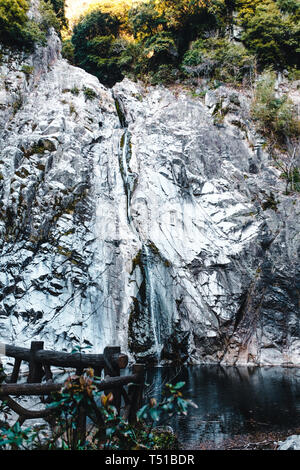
[115,98,163,362]
[119,130,136,229]
[143,245,163,362]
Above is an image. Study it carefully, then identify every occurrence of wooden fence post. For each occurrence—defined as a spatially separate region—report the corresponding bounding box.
[127,363,145,425]
[28,341,44,383]
[10,358,22,384]
[2,341,135,435]
[104,346,121,413]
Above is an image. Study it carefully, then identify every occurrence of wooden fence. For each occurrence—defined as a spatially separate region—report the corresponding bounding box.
[0,341,145,433]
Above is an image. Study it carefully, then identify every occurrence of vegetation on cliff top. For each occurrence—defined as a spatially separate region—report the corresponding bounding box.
[63,0,300,88]
[0,0,299,186]
[66,0,300,169]
[0,0,67,49]
[1,1,298,83]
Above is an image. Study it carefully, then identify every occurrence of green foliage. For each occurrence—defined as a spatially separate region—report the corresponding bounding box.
[70,0,230,86]
[0,0,36,47]
[281,167,300,192]
[47,374,193,450]
[143,32,177,67]
[1,0,299,80]
[117,40,143,77]
[69,0,299,86]
[183,36,256,84]
[62,39,75,63]
[72,9,122,87]
[261,191,278,211]
[47,0,67,28]
[129,0,165,39]
[117,32,179,83]
[0,370,195,450]
[0,423,38,450]
[154,0,214,32]
[239,0,300,68]
[70,86,80,96]
[21,64,34,77]
[0,0,66,49]
[251,70,300,141]
[150,64,179,85]
[252,70,300,194]
[39,0,61,33]
[83,87,98,101]
[236,0,261,27]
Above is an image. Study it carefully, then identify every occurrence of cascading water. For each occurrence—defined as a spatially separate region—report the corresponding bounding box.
[115,98,163,363]
[119,130,136,228]
[143,245,163,362]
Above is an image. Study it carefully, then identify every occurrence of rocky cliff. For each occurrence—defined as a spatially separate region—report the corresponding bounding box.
[0,31,299,365]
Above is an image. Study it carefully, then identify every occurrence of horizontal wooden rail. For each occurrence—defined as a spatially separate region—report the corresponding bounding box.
[3,344,128,370]
[1,341,144,430]
[0,382,61,396]
[2,396,54,419]
[0,374,140,397]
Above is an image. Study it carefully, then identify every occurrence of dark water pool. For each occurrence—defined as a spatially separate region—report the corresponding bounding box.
[144,366,300,447]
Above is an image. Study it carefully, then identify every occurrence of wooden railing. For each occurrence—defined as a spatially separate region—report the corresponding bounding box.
[0,341,145,429]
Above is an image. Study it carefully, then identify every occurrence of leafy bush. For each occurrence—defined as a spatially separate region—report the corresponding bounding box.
[117,40,143,78]
[150,64,180,85]
[83,86,98,101]
[61,39,75,63]
[39,0,62,33]
[251,70,300,141]
[47,0,67,28]
[0,369,196,450]
[21,64,34,76]
[0,423,38,450]
[240,0,300,68]
[143,32,178,67]
[72,9,122,87]
[182,37,256,84]
[0,0,38,48]
[70,86,80,95]
[0,0,66,49]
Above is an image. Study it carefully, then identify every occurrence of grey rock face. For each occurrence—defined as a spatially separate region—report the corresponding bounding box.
[278,435,300,450]
[0,35,299,364]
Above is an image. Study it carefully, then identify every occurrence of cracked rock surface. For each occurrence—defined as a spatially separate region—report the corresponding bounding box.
[0,32,299,365]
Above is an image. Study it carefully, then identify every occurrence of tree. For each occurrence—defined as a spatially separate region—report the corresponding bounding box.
[47,0,68,28]
[277,0,300,18]
[182,36,255,83]
[153,0,216,55]
[236,0,260,27]
[251,68,300,170]
[0,0,66,48]
[0,0,29,45]
[240,0,299,68]
[154,0,211,29]
[128,0,165,39]
[72,9,122,87]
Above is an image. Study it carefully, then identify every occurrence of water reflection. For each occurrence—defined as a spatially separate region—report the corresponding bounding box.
[145,366,300,447]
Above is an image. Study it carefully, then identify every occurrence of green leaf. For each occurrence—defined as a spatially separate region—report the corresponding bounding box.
[172,381,185,390]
